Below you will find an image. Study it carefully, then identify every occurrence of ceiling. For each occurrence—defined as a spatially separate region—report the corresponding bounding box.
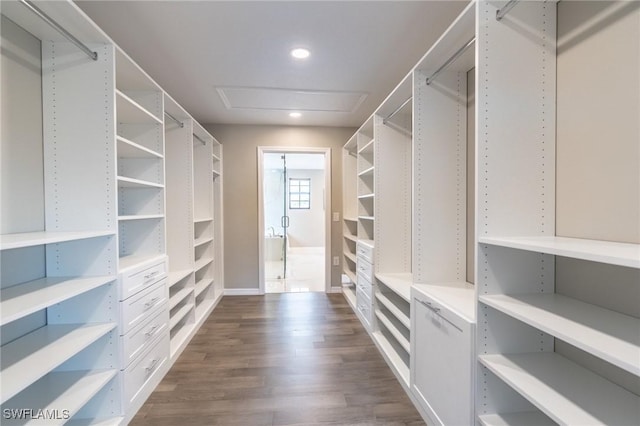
[75,1,468,128]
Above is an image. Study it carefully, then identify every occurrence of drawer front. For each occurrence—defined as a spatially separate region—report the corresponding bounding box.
[121,279,167,335]
[356,242,374,264]
[121,259,167,301]
[356,284,372,326]
[356,271,373,300]
[121,305,169,368]
[123,332,169,410]
[356,258,373,282]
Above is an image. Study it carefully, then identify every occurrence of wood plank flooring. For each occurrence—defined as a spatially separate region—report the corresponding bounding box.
[131,293,425,426]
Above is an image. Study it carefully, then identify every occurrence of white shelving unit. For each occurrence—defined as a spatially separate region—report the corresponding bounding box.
[1,4,121,421]
[1,1,224,423]
[475,1,640,424]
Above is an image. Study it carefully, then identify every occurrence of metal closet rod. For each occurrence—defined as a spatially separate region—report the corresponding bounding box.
[426,37,475,85]
[193,133,207,145]
[20,0,98,61]
[383,96,412,124]
[164,111,184,128]
[496,0,520,21]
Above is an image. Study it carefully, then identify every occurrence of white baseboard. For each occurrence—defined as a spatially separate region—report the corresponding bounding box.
[224,288,262,296]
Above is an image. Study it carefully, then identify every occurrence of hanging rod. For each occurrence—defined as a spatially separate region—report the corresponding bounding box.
[426,37,475,85]
[193,133,207,145]
[383,96,412,125]
[19,0,98,61]
[496,0,520,21]
[164,111,184,128]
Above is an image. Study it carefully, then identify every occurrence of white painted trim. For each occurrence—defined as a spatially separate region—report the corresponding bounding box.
[224,288,262,296]
[257,146,332,294]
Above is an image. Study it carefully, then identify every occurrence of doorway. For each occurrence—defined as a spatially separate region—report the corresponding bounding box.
[258,147,331,294]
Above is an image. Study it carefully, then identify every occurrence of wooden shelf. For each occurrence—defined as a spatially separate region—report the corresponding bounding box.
[170,303,194,330]
[1,276,115,326]
[372,330,409,387]
[0,231,114,251]
[343,217,358,223]
[358,139,374,154]
[478,412,555,426]
[343,268,356,284]
[358,193,375,200]
[343,285,357,310]
[195,278,214,298]
[375,291,410,329]
[375,309,410,353]
[480,293,640,375]
[194,257,213,272]
[117,136,163,159]
[194,217,213,224]
[344,251,357,264]
[479,236,640,269]
[479,352,640,425]
[169,287,193,310]
[1,370,117,426]
[116,90,162,125]
[118,214,163,221]
[168,269,192,288]
[0,323,116,403]
[194,236,214,248]
[343,233,357,243]
[117,176,164,189]
[358,166,375,177]
[375,273,412,302]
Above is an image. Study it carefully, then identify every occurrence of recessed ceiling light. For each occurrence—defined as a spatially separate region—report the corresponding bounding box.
[290,48,310,59]
[289,112,302,118]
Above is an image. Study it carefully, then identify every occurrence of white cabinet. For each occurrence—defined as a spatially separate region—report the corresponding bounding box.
[411,283,474,426]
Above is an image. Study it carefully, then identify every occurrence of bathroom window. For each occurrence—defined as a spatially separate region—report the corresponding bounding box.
[289,178,310,209]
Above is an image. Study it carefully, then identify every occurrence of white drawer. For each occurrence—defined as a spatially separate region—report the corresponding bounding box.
[120,259,167,301]
[121,305,169,368]
[356,271,373,300]
[356,258,373,283]
[356,241,374,264]
[121,279,167,335]
[122,331,169,410]
[356,284,372,327]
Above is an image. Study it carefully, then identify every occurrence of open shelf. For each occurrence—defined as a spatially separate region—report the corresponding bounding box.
[343,285,356,310]
[479,236,640,269]
[169,287,193,310]
[117,214,163,221]
[344,217,358,223]
[372,330,409,387]
[375,292,410,329]
[117,136,163,159]
[1,370,117,426]
[194,217,213,224]
[375,309,410,353]
[478,412,555,426]
[168,270,192,288]
[358,166,374,177]
[344,269,356,284]
[376,273,412,302]
[119,253,165,272]
[194,257,213,272]
[116,176,164,189]
[0,323,116,403]
[480,293,640,375]
[358,139,374,154]
[194,236,213,248]
[344,251,357,264]
[479,352,640,425]
[115,90,162,125]
[343,233,357,243]
[170,304,194,330]
[195,278,214,298]
[0,276,115,326]
[0,231,114,251]
[358,193,375,200]
[358,216,375,221]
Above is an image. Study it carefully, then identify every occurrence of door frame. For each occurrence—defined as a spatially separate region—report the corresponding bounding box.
[257,146,332,294]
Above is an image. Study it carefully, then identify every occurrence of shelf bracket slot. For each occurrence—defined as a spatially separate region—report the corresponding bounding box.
[425,37,475,86]
[19,0,98,61]
[496,0,520,21]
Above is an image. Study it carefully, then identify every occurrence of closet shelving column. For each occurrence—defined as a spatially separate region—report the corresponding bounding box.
[114,48,169,417]
[342,133,359,308]
[476,1,639,424]
[192,123,217,321]
[164,94,196,358]
[370,75,413,388]
[409,2,477,424]
[355,117,375,329]
[1,8,121,421]
[211,137,224,299]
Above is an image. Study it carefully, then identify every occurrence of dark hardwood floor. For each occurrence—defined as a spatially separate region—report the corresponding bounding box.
[131,293,425,426]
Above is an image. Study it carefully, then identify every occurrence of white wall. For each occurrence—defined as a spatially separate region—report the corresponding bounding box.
[287,168,325,248]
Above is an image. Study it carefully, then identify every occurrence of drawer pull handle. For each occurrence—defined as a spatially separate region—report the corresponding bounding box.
[144,297,160,310]
[145,358,159,372]
[145,325,159,338]
[143,271,160,282]
[417,298,440,313]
